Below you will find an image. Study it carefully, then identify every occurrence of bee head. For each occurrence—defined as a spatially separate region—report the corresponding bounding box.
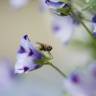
[47,46,52,51]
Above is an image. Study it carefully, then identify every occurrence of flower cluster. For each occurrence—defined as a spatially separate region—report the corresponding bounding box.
[3,0,96,96]
[41,0,96,44]
[40,0,82,44]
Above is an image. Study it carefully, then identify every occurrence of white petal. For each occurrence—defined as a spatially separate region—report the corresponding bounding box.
[39,0,64,12]
[0,59,14,89]
[64,68,96,96]
[15,53,34,74]
[52,15,75,44]
[40,0,48,11]
[18,35,35,53]
[87,63,96,86]
[64,72,88,96]
[15,35,42,74]
[15,68,24,74]
[64,79,88,96]
[20,36,31,51]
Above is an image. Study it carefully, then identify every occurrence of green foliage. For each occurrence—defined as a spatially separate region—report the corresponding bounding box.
[70,37,96,59]
[35,55,52,65]
[59,0,96,14]
[82,0,96,13]
[60,0,70,3]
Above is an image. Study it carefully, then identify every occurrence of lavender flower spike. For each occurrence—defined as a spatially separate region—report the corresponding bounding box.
[15,35,43,74]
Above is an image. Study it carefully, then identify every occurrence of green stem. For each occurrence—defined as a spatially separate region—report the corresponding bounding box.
[71,10,93,39]
[82,17,91,22]
[48,62,67,78]
[80,20,93,37]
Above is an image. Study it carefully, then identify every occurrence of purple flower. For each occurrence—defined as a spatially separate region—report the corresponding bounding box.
[40,0,65,12]
[15,35,44,74]
[0,58,17,90]
[64,71,88,96]
[64,63,96,96]
[40,0,78,44]
[92,15,96,23]
[18,46,26,53]
[88,63,96,79]
[52,15,75,44]
[70,73,80,84]
[40,0,81,45]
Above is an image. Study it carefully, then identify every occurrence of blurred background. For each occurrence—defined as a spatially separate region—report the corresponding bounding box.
[0,0,92,96]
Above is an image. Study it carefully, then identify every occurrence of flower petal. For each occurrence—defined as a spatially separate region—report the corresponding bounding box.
[45,0,65,8]
[64,71,90,96]
[0,58,16,89]
[52,15,75,44]
[40,0,65,12]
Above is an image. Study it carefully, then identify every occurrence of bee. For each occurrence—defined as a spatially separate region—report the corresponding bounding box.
[37,42,53,59]
[37,42,53,52]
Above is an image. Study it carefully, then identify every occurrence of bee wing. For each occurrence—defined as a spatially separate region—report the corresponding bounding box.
[36,42,44,46]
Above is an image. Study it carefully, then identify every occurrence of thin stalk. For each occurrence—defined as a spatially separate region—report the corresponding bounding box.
[71,9,93,39]
[48,62,67,78]
[82,17,91,22]
[80,20,93,37]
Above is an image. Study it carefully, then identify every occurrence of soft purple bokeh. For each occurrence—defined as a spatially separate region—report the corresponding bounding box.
[10,0,30,9]
[52,15,75,44]
[64,63,96,96]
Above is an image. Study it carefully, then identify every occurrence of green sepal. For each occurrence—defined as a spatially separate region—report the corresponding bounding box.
[59,0,70,3]
[35,55,52,65]
[83,0,96,13]
[56,5,71,16]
